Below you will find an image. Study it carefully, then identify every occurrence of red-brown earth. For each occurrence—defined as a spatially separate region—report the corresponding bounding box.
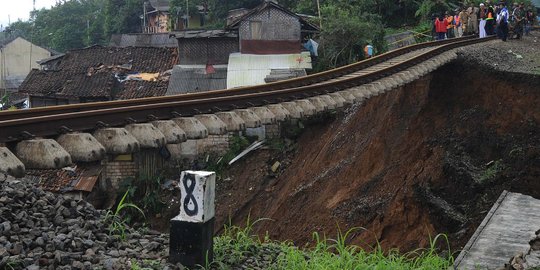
[214,59,540,253]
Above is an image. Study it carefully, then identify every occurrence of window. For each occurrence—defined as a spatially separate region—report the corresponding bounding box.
[250,21,262,40]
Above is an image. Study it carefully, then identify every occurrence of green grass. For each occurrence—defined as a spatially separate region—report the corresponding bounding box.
[206,218,454,270]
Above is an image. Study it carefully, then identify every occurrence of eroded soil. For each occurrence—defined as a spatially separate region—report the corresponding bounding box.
[214,59,540,253]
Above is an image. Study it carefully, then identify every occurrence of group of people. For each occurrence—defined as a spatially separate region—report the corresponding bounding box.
[433,1,537,42]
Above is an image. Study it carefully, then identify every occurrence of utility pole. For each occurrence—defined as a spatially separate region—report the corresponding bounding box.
[316,0,322,29]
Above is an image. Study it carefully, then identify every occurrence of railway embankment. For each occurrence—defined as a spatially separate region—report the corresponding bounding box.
[214,32,540,255]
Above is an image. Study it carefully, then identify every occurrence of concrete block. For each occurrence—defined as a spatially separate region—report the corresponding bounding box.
[0,147,25,178]
[166,143,183,161]
[386,77,399,89]
[215,112,246,131]
[379,78,393,91]
[125,123,166,149]
[398,71,413,83]
[280,102,304,119]
[93,128,140,154]
[392,74,405,86]
[337,90,355,104]
[371,82,386,94]
[294,99,317,116]
[409,68,422,79]
[56,133,106,162]
[194,114,228,135]
[179,140,199,160]
[250,107,277,125]
[350,86,368,100]
[319,95,338,110]
[245,126,266,140]
[16,139,72,169]
[173,117,209,139]
[234,109,262,128]
[307,97,327,112]
[177,170,216,222]
[328,93,346,108]
[267,104,290,121]
[152,120,187,144]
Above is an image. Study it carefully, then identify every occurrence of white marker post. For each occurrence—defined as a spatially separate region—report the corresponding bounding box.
[169,171,216,267]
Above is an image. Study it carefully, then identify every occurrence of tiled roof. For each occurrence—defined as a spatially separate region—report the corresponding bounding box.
[19,45,178,99]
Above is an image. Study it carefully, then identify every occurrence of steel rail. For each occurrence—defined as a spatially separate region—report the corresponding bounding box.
[0,36,475,121]
[0,36,496,143]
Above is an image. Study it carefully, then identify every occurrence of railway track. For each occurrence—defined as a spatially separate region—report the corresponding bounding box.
[0,36,496,144]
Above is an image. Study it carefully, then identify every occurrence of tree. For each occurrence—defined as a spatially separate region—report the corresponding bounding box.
[315,2,386,70]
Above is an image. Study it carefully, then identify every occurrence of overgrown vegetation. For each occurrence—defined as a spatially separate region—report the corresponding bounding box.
[477,159,504,184]
[104,190,145,240]
[207,219,455,270]
[120,174,167,218]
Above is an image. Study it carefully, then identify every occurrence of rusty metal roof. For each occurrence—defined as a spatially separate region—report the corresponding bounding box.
[27,164,102,193]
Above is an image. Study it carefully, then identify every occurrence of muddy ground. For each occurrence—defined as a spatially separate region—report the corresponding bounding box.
[213,35,540,253]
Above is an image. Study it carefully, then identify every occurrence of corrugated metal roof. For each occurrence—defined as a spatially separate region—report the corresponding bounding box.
[454,191,540,269]
[226,52,311,89]
[166,65,228,95]
[171,30,238,39]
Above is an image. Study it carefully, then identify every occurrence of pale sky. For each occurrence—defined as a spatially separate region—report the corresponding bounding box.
[0,0,58,30]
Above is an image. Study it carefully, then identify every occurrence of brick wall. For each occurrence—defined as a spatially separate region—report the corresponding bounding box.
[100,155,138,190]
[197,134,231,155]
[265,123,281,139]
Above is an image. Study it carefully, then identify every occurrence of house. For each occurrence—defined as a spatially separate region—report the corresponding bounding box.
[226,0,319,55]
[166,30,238,94]
[224,0,319,88]
[143,0,208,33]
[18,45,178,107]
[0,36,55,93]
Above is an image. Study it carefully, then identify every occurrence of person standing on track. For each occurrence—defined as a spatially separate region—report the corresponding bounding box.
[446,11,455,38]
[435,13,449,40]
[460,7,470,35]
[497,2,509,41]
[512,2,525,39]
[486,5,496,35]
[479,3,488,37]
[454,9,463,37]
[524,9,534,36]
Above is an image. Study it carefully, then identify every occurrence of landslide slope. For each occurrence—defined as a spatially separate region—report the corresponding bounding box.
[216,60,540,252]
